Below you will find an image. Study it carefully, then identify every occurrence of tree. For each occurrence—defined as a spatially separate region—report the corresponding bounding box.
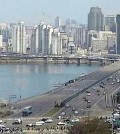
[68,118,111,134]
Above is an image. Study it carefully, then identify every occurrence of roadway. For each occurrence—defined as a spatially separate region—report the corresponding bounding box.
[54,70,120,119]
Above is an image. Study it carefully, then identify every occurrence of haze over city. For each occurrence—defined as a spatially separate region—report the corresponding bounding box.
[0,0,120,25]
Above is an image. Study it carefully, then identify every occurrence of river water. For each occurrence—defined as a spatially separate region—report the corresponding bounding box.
[0,63,100,101]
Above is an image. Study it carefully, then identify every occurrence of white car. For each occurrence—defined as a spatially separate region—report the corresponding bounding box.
[65,103,70,108]
[61,112,66,116]
[37,121,45,124]
[0,124,6,129]
[71,118,79,123]
[0,120,3,124]
[87,93,91,96]
[35,122,43,126]
[74,111,79,114]
[45,119,53,123]
[57,122,66,125]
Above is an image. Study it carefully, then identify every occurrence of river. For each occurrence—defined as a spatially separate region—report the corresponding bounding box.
[0,63,101,101]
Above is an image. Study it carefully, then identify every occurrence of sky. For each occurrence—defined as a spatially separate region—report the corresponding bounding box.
[0,0,120,25]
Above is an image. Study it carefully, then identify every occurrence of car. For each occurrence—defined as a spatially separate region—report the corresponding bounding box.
[0,124,6,130]
[117,79,120,83]
[87,105,91,108]
[87,100,91,103]
[97,89,100,92]
[57,122,66,125]
[37,121,45,124]
[103,92,106,95]
[41,117,48,122]
[34,122,43,126]
[12,119,22,125]
[0,120,3,124]
[61,112,66,116]
[65,103,70,108]
[93,87,95,90]
[101,82,105,85]
[83,96,86,99]
[72,107,76,111]
[87,93,90,96]
[71,118,79,123]
[45,119,53,123]
[64,119,71,123]
[86,90,90,93]
[74,110,79,114]
[113,79,115,82]
[26,123,34,127]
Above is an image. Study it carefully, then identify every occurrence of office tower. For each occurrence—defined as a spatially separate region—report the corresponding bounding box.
[105,15,115,31]
[88,7,104,31]
[116,14,120,54]
[11,21,26,53]
[55,16,61,27]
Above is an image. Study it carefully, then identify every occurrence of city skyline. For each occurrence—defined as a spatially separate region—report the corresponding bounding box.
[0,0,120,25]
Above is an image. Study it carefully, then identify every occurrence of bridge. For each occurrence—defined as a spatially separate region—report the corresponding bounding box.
[0,53,120,65]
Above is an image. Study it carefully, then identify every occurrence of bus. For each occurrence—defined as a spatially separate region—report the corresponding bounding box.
[22,106,32,116]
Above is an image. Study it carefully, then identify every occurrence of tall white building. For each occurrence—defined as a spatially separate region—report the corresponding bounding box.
[44,25,53,55]
[31,25,38,54]
[0,35,3,48]
[11,21,26,53]
[38,22,46,54]
[51,29,62,55]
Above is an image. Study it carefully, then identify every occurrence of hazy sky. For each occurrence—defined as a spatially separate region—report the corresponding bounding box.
[0,0,120,25]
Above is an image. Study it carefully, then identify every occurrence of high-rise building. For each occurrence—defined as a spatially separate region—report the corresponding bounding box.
[88,7,104,31]
[51,29,62,55]
[0,35,3,48]
[74,25,87,47]
[105,15,115,31]
[37,22,54,55]
[55,16,61,27]
[11,21,26,53]
[38,22,46,54]
[116,14,120,54]
[31,25,38,54]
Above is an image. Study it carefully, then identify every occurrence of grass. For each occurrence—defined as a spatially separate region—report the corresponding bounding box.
[43,107,61,117]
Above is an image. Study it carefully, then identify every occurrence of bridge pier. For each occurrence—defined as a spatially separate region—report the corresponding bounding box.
[88,59,91,65]
[77,58,80,65]
[100,59,105,66]
[66,58,69,64]
[43,57,47,64]
[25,58,27,64]
[6,57,8,63]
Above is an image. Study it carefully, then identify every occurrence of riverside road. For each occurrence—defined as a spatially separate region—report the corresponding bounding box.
[10,62,120,118]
